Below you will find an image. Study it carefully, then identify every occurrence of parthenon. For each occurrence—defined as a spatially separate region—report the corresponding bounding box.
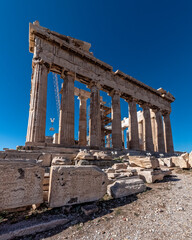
[26,21,175,153]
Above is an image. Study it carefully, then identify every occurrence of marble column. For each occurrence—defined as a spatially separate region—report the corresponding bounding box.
[78,95,87,146]
[126,130,129,149]
[89,82,101,147]
[150,110,157,152]
[58,73,74,145]
[26,60,49,143]
[106,134,111,148]
[128,100,139,150]
[138,120,144,150]
[111,91,122,148]
[153,109,165,152]
[142,104,154,151]
[163,112,174,153]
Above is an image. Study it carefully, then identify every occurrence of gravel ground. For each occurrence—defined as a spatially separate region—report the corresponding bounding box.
[22,169,192,240]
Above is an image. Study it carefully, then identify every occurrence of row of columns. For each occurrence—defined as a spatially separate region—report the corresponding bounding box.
[26,61,174,153]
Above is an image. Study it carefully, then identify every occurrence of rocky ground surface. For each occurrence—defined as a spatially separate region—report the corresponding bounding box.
[10,168,191,240]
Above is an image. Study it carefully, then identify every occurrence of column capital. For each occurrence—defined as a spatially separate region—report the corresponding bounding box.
[140,102,151,109]
[32,58,50,71]
[109,89,121,97]
[162,110,171,116]
[77,94,88,101]
[60,71,75,81]
[88,81,101,89]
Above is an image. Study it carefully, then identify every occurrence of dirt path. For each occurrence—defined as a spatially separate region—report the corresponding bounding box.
[25,170,192,240]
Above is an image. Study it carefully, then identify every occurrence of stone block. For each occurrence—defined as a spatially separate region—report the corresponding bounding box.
[48,166,108,208]
[105,168,115,173]
[75,150,94,160]
[38,153,52,167]
[171,156,190,169]
[181,152,189,161]
[112,163,128,170]
[107,178,146,198]
[188,151,192,167]
[5,152,40,160]
[129,156,159,169]
[52,156,72,165]
[0,160,44,211]
[139,169,165,183]
[0,151,6,159]
[163,158,173,167]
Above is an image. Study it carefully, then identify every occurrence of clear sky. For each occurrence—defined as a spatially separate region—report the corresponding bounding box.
[0,0,191,152]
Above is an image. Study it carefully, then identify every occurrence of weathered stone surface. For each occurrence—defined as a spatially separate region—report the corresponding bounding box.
[138,169,171,183]
[112,163,128,170]
[0,160,44,211]
[129,156,159,169]
[162,158,173,167]
[189,151,192,167]
[171,156,190,169]
[92,151,112,160]
[158,157,173,167]
[0,218,69,240]
[181,152,189,161]
[75,150,94,160]
[107,178,146,198]
[38,153,52,167]
[48,166,108,207]
[106,168,115,173]
[52,156,72,165]
[0,151,6,159]
[81,204,99,216]
[5,152,40,160]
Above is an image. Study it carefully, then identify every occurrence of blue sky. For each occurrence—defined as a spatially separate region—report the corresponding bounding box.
[0,0,191,152]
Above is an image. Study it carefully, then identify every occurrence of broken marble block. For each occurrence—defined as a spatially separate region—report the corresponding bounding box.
[0,160,44,211]
[112,163,128,170]
[129,156,159,169]
[138,169,171,183]
[158,158,173,168]
[48,166,108,208]
[107,178,146,198]
[171,156,190,169]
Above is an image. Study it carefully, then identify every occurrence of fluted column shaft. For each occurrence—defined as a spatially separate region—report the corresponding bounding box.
[89,82,101,147]
[128,100,139,150]
[163,112,174,153]
[138,120,144,150]
[154,110,165,152]
[106,134,111,148]
[142,105,154,151]
[26,60,48,143]
[111,91,122,148]
[150,110,157,151]
[78,96,87,146]
[59,74,74,145]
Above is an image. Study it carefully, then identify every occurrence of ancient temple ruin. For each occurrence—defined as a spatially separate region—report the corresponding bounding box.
[26,21,175,153]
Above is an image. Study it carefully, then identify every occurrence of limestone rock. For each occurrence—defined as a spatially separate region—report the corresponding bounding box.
[129,156,159,169]
[139,169,167,183]
[0,160,44,211]
[107,178,146,198]
[38,153,52,167]
[48,166,108,208]
[92,151,112,160]
[188,152,192,167]
[75,150,94,160]
[52,156,72,165]
[171,156,190,169]
[112,163,128,170]
[81,204,99,216]
[181,152,189,161]
[105,168,115,173]
[76,160,90,165]
[158,158,173,167]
